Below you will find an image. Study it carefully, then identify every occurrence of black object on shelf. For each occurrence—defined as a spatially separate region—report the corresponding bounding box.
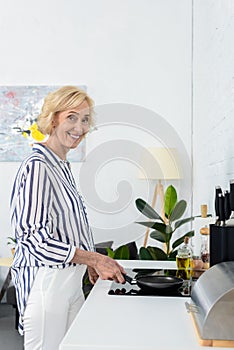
[224,190,231,220]
[218,193,225,224]
[230,180,234,210]
[215,186,222,224]
[210,224,234,267]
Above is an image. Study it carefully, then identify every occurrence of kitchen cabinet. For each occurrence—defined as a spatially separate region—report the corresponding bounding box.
[59,260,230,350]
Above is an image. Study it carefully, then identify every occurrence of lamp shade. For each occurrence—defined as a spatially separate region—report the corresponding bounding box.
[138,147,182,180]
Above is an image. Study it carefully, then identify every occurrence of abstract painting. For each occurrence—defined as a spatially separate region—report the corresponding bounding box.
[0,85,86,162]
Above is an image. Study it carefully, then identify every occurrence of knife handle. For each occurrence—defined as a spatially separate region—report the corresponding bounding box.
[224,190,231,220]
[215,186,222,218]
[218,193,225,222]
[230,180,234,211]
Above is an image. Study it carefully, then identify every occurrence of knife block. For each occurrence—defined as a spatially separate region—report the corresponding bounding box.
[210,224,234,266]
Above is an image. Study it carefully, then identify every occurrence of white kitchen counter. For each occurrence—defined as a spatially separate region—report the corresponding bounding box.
[59,260,229,350]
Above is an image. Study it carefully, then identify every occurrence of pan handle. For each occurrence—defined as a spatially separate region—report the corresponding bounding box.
[123,274,134,284]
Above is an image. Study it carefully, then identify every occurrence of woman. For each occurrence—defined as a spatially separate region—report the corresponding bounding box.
[10,86,125,350]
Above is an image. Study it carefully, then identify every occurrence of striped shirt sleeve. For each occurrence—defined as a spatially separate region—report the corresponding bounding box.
[12,159,76,265]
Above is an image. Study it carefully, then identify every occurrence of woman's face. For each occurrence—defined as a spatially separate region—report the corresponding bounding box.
[52,100,91,151]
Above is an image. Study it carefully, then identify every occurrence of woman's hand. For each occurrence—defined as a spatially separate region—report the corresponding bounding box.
[71,249,126,284]
[93,253,126,284]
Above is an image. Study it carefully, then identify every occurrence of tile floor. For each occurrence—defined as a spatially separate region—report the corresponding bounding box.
[0,303,23,349]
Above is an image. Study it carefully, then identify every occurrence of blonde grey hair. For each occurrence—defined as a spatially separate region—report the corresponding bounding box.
[37,86,94,135]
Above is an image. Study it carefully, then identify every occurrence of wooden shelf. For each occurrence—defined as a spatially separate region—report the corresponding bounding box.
[0,257,13,267]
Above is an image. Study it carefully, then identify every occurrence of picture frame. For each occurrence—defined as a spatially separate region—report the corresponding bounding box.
[0,85,86,162]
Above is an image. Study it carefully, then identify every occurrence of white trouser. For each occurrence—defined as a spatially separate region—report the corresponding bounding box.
[24,264,86,350]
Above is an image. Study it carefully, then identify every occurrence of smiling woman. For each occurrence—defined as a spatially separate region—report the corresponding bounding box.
[37,86,95,135]
[10,85,126,350]
[43,100,91,160]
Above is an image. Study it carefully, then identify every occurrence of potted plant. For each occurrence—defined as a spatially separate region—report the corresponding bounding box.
[7,236,16,256]
[135,185,195,260]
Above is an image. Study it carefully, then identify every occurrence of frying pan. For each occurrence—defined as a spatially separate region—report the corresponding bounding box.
[124,274,184,294]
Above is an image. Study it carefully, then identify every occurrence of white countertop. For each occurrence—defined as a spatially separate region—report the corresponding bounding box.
[59,260,229,350]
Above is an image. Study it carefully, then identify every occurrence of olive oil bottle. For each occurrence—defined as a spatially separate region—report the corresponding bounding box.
[176,237,193,280]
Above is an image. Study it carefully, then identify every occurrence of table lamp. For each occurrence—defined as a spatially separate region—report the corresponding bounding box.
[138,147,182,247]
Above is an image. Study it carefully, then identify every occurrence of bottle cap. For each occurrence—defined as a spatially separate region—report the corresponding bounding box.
[201,204,208,218]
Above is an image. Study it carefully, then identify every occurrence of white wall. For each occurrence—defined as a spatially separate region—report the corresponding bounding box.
[1,0,233,281]
[193,0,234,215]
[0,0,192,265]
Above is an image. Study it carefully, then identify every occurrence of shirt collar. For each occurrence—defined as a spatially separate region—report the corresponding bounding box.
[32,143,69,169]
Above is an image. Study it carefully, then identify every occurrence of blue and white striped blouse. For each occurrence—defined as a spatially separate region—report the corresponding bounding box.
[10,143,95,335]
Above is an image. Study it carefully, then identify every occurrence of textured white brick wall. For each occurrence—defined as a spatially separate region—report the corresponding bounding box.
[193,0,234,218]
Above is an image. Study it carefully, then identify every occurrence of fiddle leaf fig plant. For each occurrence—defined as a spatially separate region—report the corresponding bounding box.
[7,236,16,247]
[136,185,195,260]
[7,236,16,256]
[106,244,130,260]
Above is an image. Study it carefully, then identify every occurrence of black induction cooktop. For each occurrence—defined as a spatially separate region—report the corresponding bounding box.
[108,268,204,297]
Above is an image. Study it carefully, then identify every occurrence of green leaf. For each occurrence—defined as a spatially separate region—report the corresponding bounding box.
[137,221,169,232]
[113,245,130,260]
[83,275,91,285]
[165,231,173,244]
[164,185,177,218]
[106,248,115,258]
[136,221,158,229]
[150,230,166,243]
[169,200,187,222]
[135,198,164,222]
[7,236,16,245]
[147,246,168,260]
[139,247,154,260]
[172,230,194,250]
[169,249,177,260]
[174,216,195,230]
[165,224,173,234]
